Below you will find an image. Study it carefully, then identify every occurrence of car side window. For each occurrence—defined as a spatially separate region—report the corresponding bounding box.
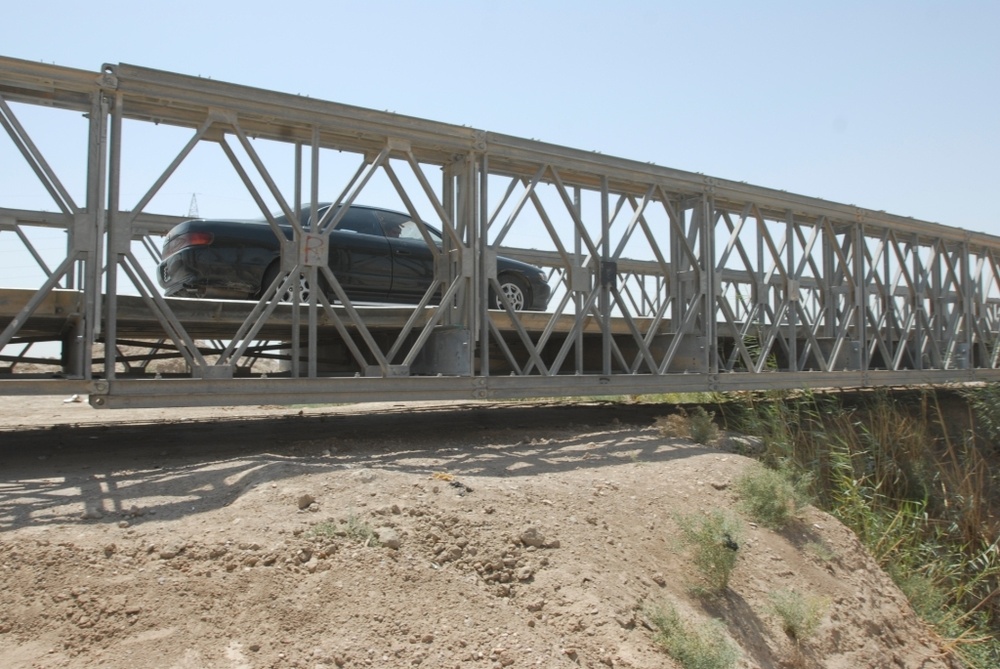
[376,211,407,239]
[331,207,381,236]
[376,211,441,242]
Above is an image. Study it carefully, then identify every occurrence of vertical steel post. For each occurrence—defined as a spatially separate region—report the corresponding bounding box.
[854,223,868,371]
[962,237,974,370]
[600,176,612,375]
[786,210,797,371]
[289,140,302,377]
[449,148,475,376]
[932,241,944,366]
[822,225,835,339]
[104,91,123,382]
[71,89,108,380]
[914,233,926,370]
[883,233,894,366]
[478,154,490,378]
[703,195,718,374]
[670,203,685,335]
[574,186,584,374]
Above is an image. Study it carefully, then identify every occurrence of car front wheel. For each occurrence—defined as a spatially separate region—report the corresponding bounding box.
[493,273,530,311]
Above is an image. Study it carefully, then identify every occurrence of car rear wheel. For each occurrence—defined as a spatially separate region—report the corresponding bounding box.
[262,264,320,303]
[493,273,530,311]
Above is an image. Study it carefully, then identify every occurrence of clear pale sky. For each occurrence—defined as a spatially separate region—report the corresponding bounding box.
[3,0,998,234]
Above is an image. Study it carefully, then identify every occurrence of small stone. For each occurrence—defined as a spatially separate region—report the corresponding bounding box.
[377,527,402,550]
[651,573,667,586]
[615,611,636,629]
[297,494,315,510]
[520,527,546,548]
[440,545,463,562]
[159,544,184,560]
[525,598,545,612]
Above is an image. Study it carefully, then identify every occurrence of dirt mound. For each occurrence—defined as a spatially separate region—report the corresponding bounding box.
[0,399,955,668]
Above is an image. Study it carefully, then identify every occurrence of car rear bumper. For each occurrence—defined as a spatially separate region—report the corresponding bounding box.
[158,250,260,299]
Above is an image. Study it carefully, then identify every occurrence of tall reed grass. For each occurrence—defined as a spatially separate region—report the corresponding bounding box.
[723,388,1000,668]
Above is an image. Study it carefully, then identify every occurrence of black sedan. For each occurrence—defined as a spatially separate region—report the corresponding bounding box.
[158,204,551,311]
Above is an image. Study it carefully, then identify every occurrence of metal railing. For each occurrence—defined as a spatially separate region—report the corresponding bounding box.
[2,56,999,407]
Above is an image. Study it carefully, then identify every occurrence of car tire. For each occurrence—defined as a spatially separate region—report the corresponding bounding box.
[493,273,530,311]
[262,264,319,303]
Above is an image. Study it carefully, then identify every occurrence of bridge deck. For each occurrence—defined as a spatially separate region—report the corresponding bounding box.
[0,288,665,339]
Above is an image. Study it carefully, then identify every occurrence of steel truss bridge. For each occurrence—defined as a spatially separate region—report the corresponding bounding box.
[2,56,1000,408]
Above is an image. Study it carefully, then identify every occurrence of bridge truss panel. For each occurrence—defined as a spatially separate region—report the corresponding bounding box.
[1,56,999,408]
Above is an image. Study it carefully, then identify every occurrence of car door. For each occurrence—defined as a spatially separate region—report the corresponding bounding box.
[375,210,439,302]
[322,206,393,302]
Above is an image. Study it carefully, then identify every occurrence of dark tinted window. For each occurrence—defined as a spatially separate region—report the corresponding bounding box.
[332,207,380,235]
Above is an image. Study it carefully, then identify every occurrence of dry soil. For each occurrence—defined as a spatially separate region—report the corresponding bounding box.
[0,396,958,668]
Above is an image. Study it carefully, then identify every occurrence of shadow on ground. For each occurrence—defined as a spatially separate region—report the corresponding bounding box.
[0,401,720,531]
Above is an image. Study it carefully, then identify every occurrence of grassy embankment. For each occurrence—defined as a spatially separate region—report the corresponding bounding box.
[720,387,1000,668]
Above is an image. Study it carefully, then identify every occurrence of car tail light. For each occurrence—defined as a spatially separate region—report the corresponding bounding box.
[162,231,214,258]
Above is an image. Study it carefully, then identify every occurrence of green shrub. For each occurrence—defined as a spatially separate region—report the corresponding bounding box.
[804,540,836,562]
[308,520,339,539]
[768,589,827,642]
[892,569,948,623]
[688,406,721,445]
[963,384,1000,447]
[345,513,380,546]
[648,602,739,669]
[655,406,720,445]
[736,464,810,528]
[309,514,380,546]
[655,412,691,439]
[675,510,742,593]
